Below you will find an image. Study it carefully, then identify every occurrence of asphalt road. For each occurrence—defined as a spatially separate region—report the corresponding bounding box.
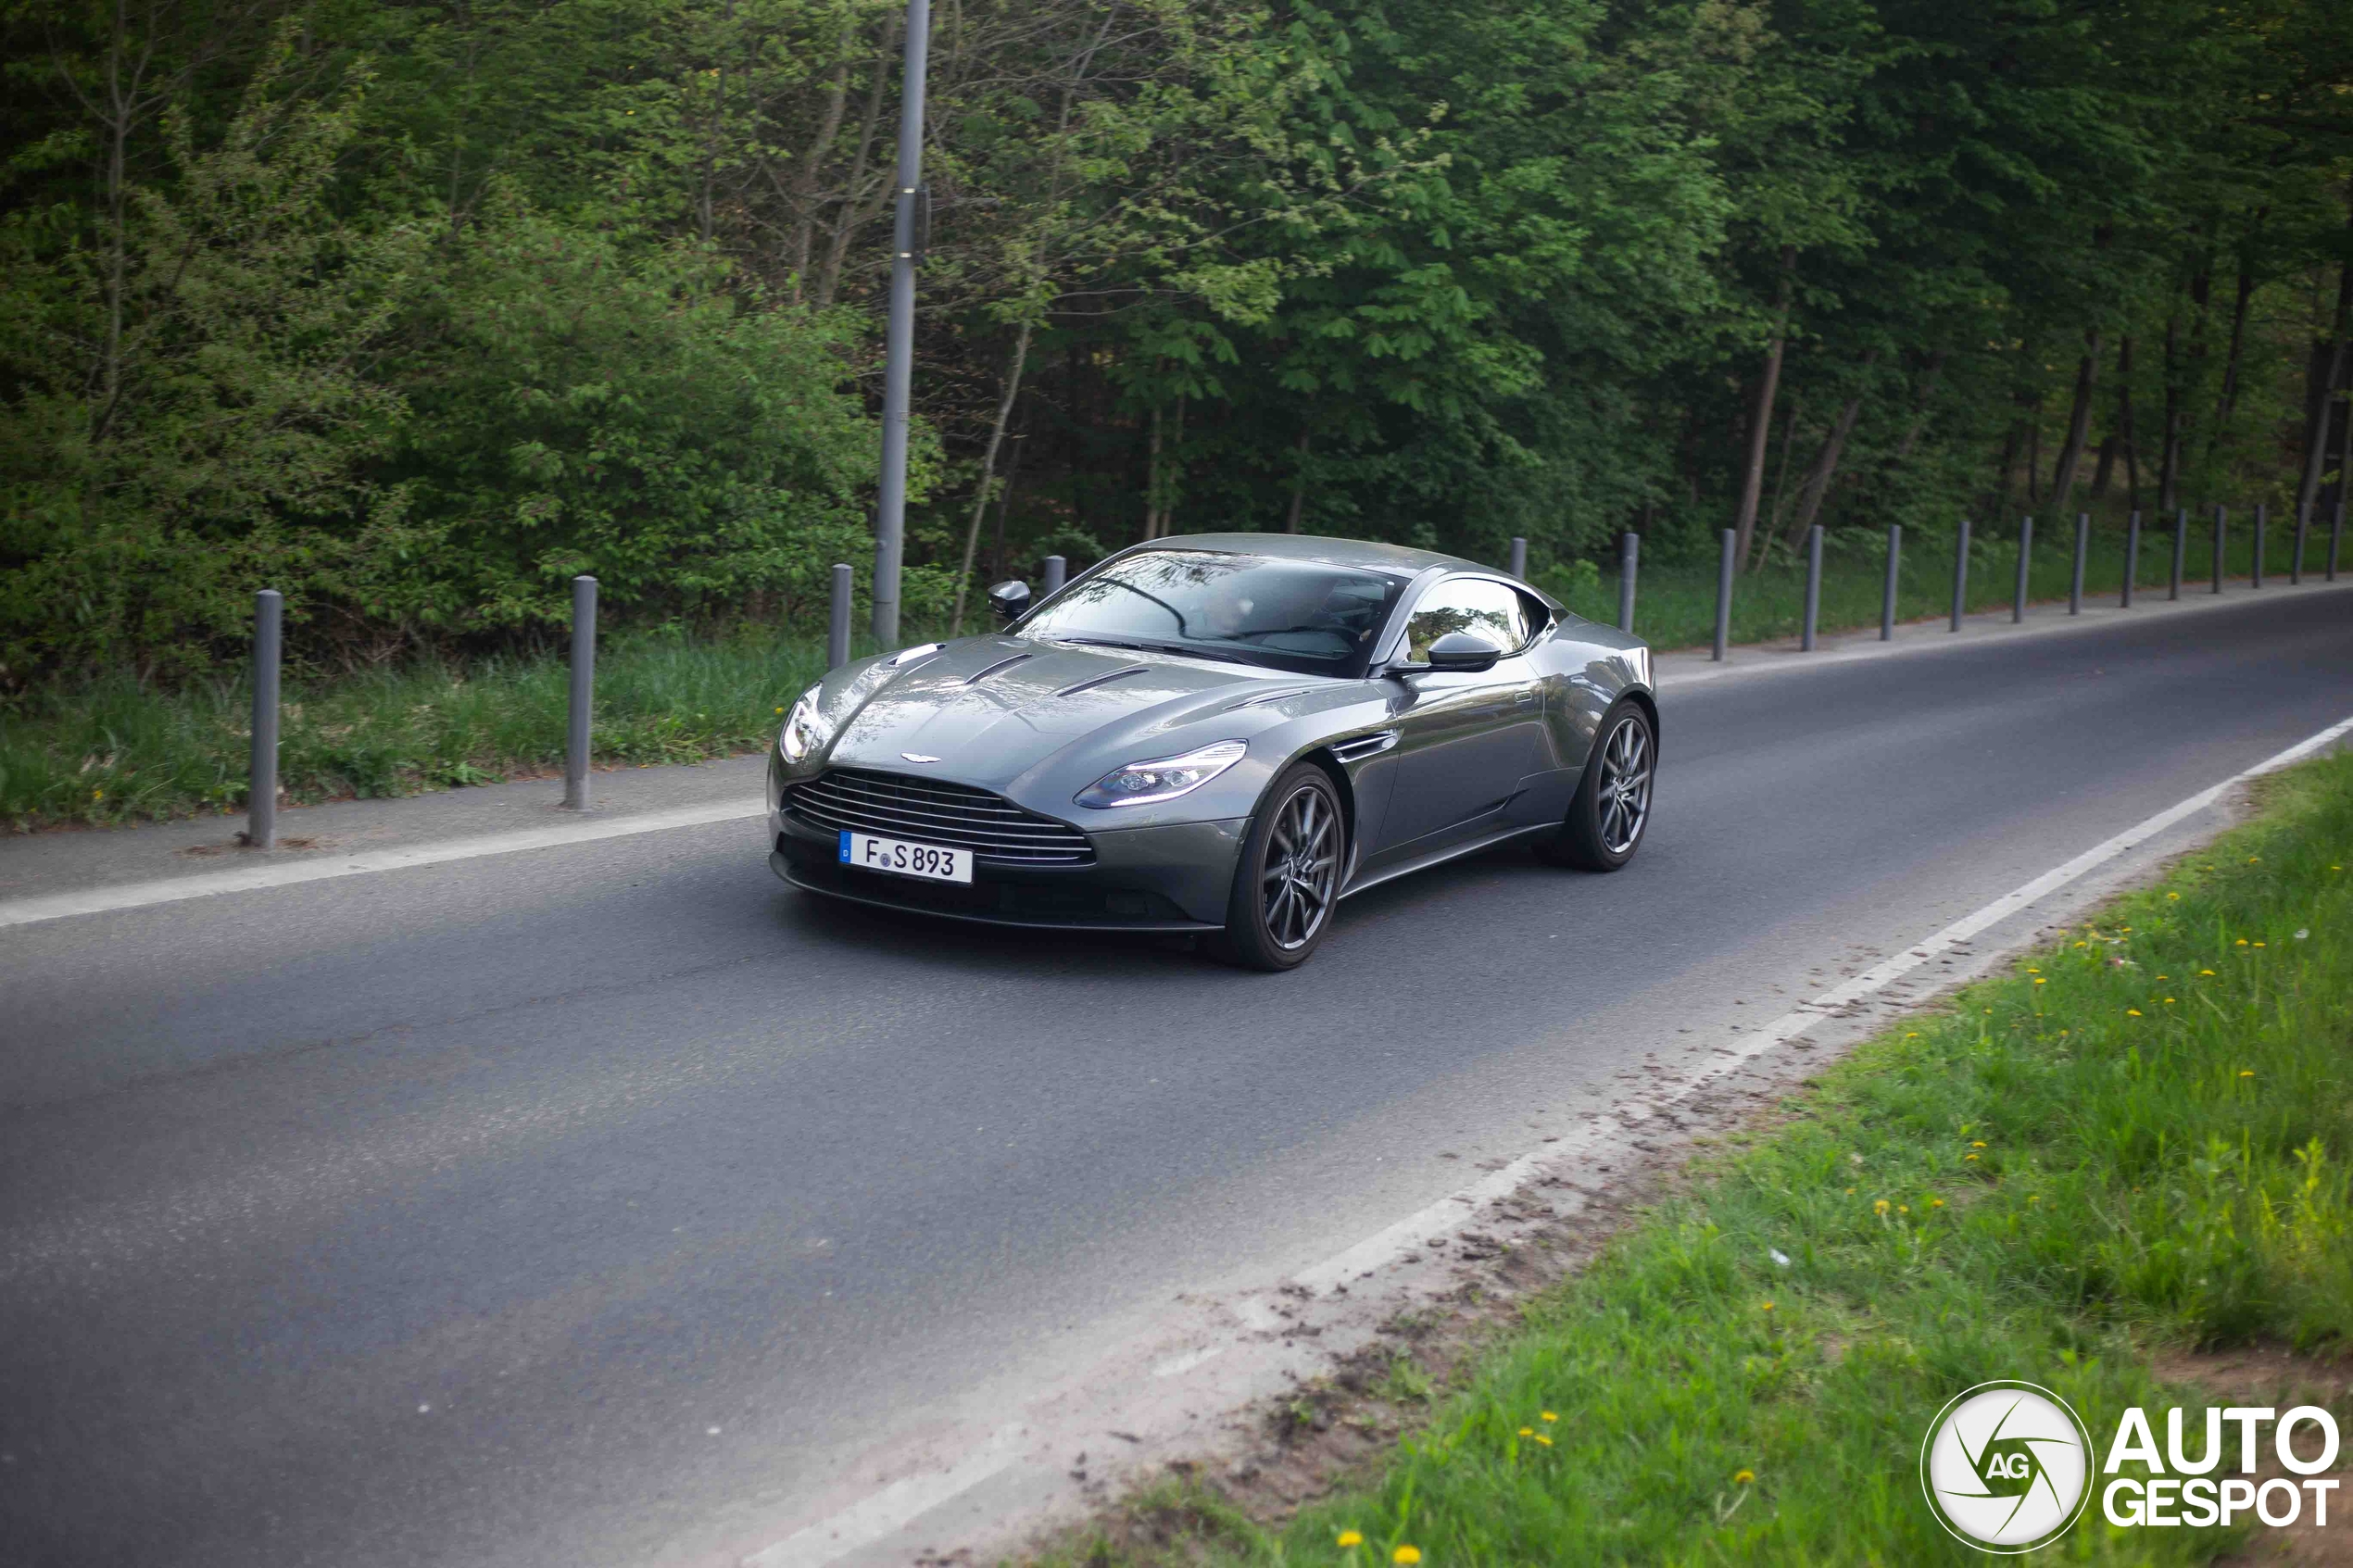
[3,589,2348,1568]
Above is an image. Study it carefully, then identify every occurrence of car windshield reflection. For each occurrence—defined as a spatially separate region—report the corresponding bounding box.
[1018,549,1409,677]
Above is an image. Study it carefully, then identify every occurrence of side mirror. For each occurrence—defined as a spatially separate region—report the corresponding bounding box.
[988,579,1032,622]
[1422,630,1505,672]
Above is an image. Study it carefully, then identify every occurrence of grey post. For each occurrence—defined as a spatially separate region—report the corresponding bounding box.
[2069,511,2088,614]
[869,0,934,648]
[1042,554,1067,596]
[1801,524,1823,651]
[2251,502,2266,588]
[1881,522,1901,640]
[2291,501,2307,585]
[1508,535,1527,579]
[562,575,597,810]
[827,563,853,671]
[1712,528,1734,661]
[2210,504,2226,593]
[2170,508,2187,599]
[2012,514,2032,623]
[1617,532,1639,633]
[2122,511,2139,608]
[2332,498,2345,582]
[1950,517,1971,631]
[245,589,282,849]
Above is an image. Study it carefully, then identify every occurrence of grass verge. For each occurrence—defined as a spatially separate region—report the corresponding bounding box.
[1047,752,2353,1566]
[0,631,852,830]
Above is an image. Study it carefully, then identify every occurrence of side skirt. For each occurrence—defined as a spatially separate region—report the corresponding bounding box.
[1339,822,1556,900]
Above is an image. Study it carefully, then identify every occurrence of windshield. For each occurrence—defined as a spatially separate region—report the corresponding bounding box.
[1018,549,1409,676]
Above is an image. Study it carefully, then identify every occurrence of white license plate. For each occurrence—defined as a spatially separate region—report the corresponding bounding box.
[838,830,973,884]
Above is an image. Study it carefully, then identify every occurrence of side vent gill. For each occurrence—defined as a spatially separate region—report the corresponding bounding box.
[1330,730,1400,764]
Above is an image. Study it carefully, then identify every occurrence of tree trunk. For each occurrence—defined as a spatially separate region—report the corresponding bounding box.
[1731,245,1796,571]
[786,15,857,302]
[812,17,898,308]
[1781,352,1878,547]
[2214,258,2256,430]
[989,427,1025,583]
[2113,334,2140,510]
[1141,402,1164,541]
[2295,245,2353,529]
[1891,350,1947,463]
[950,320,1034,632]
[2045,332,2103,512]
[2025,392,2045,505]
[1285,424,1310,533]
[1761,392,1804,559]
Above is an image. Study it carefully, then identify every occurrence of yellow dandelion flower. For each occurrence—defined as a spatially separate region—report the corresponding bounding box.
[2239,1070,2255,1079]
[2028,1194,2041,1204]
[2247,856,2259,863]
[2200,969,2215,975]
[1898,1205,1910,1214]
[2127,1009,2142,1017]
[2033,977,2046,985]
[1541,1412,1557,1423]
[2164,997,2174,1004]
[1971,1141,1987,1148]
[1931,1198,1944,1207]
[1760,1300,1774,1311]
[774,707,785,715]
[1734,1469,1755,1485]
[1874,1199,1889,1214]
[1845,1186,1856,1195]
[2236,938,2248,947]
[1518,1426,1534,1436]
[1393,1548,1422,1565]
[2167,892,2181,900]
[1532,1434,1552,1447]
[1964,1153,1979,1161]
[1338,1531,1364,1548]
[92,788,103,800]
[2253,941,2265,948]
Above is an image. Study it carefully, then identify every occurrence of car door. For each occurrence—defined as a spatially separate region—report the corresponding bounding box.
[1365,575,1553,859]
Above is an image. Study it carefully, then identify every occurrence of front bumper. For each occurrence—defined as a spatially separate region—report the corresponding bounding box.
[766,802,1245,933]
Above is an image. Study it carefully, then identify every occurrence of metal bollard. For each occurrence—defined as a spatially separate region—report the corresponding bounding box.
[2252,502,2266,588]
[562,575,597,810]
[1801,525,1823,650]
[1950,518,1971,631]
[1881,523,1901,640]
[2069,512,2088,613]
[2333,498,2345,583]
[826,563,853,671]
[1712,528,1734,661]
[1041,554,1067,596]
[2122,511,2140,608]
[2170,508,2187,600]
[1508,536,1527,580]
[2012,515,2032,623]
[2210,504,2226,594]
[245,589,282,848]
[1617,532,1639,633]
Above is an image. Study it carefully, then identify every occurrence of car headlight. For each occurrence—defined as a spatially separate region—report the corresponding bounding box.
[1076,740,1247,809]
[777,688,828,765]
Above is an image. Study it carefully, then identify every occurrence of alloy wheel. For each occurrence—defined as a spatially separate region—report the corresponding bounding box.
[1595,716,1652,856]
[1260,784,1339,951]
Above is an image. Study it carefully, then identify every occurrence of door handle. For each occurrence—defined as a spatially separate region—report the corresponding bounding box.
[1515,690,1536,707]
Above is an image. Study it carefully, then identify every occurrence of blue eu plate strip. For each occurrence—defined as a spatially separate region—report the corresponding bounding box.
[837,830,852,862]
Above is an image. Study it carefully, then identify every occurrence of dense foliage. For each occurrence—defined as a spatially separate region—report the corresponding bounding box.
[1,0,2347,686]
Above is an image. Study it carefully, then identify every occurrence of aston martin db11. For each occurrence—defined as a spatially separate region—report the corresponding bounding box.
[766,533,1656,969]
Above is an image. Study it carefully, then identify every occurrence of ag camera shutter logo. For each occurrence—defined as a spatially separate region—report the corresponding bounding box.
[1919,1381,2094,1552]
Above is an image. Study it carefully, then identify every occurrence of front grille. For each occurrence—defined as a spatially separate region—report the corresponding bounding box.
[786,768,1094,865]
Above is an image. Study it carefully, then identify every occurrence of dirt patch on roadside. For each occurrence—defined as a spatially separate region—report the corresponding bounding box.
[2164,1344,2353,1566]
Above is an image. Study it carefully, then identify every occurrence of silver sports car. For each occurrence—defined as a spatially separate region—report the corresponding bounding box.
[766,533,1656,969]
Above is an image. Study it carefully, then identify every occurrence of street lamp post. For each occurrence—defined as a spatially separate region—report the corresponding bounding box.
[871,0,932,648]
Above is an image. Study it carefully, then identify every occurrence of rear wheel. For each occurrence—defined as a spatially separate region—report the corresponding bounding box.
[1542,701,1654,872]
[1213,764,1344,971]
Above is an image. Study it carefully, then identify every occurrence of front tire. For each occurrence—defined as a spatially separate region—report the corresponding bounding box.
[1542,701,1655,872]
[1214,763,1345,971]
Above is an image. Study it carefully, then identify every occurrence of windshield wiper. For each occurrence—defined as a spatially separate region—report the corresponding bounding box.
[1059,634,1257,666]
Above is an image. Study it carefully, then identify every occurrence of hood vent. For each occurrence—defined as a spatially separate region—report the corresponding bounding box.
[1225,686,1312,711]
[1052,664,1149,698]
[961,652,1036,686]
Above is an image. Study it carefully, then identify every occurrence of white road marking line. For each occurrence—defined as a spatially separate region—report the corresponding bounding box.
[743,1430,1023,1568]
[0,801,765,931]
[747,710,2353,1565]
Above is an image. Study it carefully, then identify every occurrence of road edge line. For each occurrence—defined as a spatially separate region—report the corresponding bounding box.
[0,801,766,932]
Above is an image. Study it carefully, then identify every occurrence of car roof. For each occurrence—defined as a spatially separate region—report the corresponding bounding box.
[1138,533,1499,579]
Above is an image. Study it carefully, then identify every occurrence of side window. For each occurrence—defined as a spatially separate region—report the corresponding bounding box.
[1403,578,1529,662]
